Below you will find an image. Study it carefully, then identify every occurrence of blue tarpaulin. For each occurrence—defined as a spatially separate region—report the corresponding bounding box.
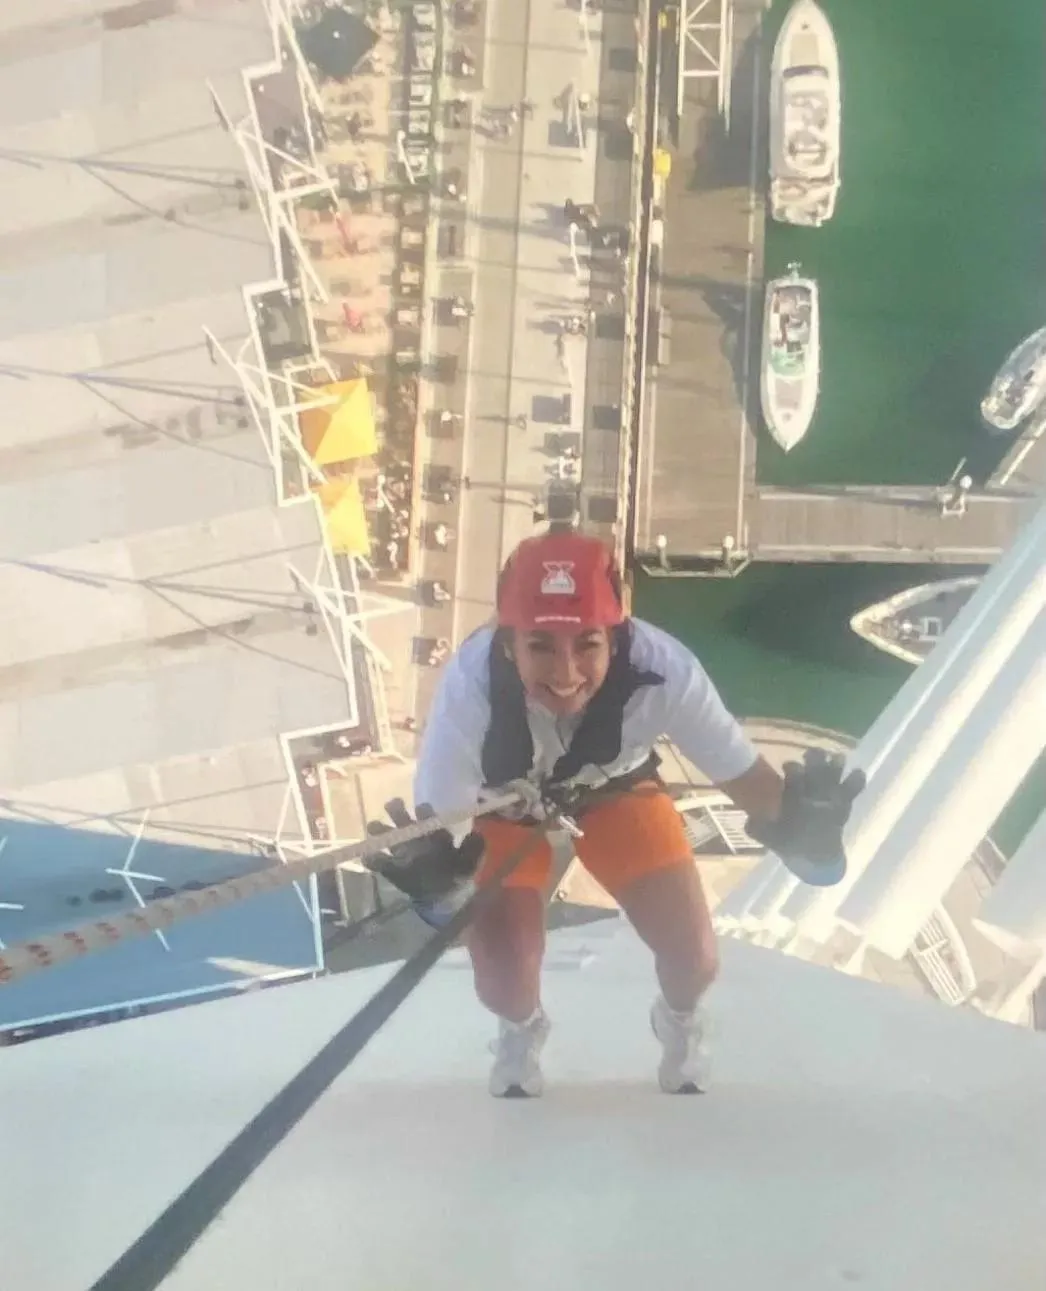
[0,819,321,1032]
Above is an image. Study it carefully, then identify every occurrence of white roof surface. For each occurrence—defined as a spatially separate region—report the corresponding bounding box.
[4,921,1045,1290]
[0,622,351,790]
[0,496,353,794]
[0,0,356,848]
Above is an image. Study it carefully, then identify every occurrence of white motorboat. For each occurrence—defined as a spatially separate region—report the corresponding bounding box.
[850,576,980,667]
[760,263,820,451]
[980,325,1046,434]
[769,0,842,228]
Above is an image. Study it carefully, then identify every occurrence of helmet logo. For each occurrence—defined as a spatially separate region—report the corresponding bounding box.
[540,561,576,595]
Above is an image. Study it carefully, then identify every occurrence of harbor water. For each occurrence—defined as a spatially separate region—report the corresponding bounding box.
[760,0,1046,486]
[635,564,1046,855]
[636,0,1046,855]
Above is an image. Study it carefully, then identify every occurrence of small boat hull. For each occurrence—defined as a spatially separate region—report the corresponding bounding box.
[981,325,1046,434]
[850,576,980,666]
[761,265,820,451]
[769,0,842,227]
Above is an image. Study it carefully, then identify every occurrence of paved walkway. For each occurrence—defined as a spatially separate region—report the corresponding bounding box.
[451,0,604,639]
[408,0,639,721]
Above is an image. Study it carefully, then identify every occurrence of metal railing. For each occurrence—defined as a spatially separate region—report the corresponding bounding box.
[615,0,656,574]
[909,908,977,1007]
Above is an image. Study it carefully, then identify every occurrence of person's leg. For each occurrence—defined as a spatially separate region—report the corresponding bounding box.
[616,861,718,1013]
[576,784,718,1010]
[468,817,554,1096]
[576,784,717,1091]
[468,887,546,1022]
[467,817,553,1022]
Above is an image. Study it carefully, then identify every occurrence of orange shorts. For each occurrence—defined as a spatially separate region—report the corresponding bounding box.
[473,782,693,901]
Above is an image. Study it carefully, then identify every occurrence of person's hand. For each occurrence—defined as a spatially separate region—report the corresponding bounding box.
[367,799,485,925]
[745,750,865,887]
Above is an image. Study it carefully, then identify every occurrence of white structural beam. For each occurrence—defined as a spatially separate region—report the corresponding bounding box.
[836,608,1046,959]
[714,858,780,930]
[208,76,335,303]
[204,318,338,502]
[974,808,1046,952]
[678,0,733,121]
[743,500,1046,945]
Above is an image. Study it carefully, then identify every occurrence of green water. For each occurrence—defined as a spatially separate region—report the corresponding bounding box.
[635,564,1046,854]
[637,0,1046,853]
[760,0,1046,486]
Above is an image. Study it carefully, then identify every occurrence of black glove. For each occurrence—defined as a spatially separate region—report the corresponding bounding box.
[745,749,865,887]
[366,799,485,923]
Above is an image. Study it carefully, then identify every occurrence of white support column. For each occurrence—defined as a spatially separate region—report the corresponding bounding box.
[285,548,408,760]
[974,807,1046,952]
[286,557,364,692]
[0,836,26,951]
[713,853,783,931]
[203,323,329,493]
[208,78,334,303]
[339,556,399,756]
[105,813,171,952]
[778,499,1046,943]
[837,612,1046,959]
[274,836,319,921]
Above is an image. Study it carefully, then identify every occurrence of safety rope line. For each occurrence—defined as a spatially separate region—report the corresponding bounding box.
[85,819,563,1291]
[0,789,523,988]
[0,779,706,989]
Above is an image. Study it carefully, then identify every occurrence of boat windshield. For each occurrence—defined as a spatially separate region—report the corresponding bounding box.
[786,132,829,168]
[783,65,829,80]
[770,290,811,376]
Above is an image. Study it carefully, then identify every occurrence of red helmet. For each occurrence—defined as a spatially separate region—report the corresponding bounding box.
[496,531,625,631]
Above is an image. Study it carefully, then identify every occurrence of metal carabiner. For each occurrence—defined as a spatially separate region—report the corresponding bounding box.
[551,810,585,840]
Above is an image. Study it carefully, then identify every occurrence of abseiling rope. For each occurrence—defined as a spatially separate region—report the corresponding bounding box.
[0,789,526,989]
[0,778,709,989]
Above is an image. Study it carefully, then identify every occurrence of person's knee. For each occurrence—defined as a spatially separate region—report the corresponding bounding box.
[469,889,545,1020]
[620,864,718,989]
[691,935,719,992]
[656,919,718,984]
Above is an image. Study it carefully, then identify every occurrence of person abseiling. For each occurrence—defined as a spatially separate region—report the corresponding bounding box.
[370,529,863,1098]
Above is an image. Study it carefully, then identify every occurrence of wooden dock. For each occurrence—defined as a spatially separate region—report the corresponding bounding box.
[630,0,1041,572]
[990,407,1046,494]
[632,9,760,559]
[755,486,1038,564]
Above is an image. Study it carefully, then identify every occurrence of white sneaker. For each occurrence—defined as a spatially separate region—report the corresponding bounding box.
[650,995,709,1094]
[489,1008,551,1098]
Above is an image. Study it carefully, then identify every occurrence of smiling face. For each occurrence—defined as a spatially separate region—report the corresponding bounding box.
[508,627,613,716]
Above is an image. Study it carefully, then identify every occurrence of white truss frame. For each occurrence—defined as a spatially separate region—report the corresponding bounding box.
[287,541,407,760]
[678,0,733,123]
[207,0,338,305]
[205,299,344,504]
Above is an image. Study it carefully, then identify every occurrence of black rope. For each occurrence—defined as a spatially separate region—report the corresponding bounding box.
[87,821,554,1291]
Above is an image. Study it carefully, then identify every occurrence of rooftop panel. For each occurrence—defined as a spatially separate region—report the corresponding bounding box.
[0,210,272,341]
[0,621,353,791]
[0,289,253,449]
[0,503,326,672]
[0,5,272,131]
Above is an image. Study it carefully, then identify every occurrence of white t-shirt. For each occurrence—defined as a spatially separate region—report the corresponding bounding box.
[413,617,756,822]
